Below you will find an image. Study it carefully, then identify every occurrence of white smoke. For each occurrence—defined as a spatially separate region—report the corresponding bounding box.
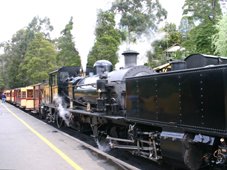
[74,1,112,72]
[53,95,71,126]
[115,31,167,69]
[96,139,111,152]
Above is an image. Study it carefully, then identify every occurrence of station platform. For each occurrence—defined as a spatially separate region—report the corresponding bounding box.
[0,102,124,170]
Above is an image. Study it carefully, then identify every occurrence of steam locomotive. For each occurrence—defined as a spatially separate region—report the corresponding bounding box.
[4,51,227,170]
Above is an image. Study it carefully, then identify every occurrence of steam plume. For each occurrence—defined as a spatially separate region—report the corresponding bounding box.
[53,95,70,126]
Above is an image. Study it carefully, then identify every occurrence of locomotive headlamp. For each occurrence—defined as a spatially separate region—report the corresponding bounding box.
[220,138,226,146]
[220,138,225,143]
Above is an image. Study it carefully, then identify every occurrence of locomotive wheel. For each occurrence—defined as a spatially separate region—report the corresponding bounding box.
[56,110,64,128]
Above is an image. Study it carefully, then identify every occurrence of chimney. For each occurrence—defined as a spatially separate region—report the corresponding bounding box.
[122,50,139,67]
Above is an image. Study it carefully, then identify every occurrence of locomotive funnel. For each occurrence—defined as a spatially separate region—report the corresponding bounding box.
[122,50,139,67]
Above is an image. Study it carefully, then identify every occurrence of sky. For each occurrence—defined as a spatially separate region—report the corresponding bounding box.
[0,0,184,68]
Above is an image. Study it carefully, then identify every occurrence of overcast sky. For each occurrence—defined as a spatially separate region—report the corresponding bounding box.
[0,0,184,67]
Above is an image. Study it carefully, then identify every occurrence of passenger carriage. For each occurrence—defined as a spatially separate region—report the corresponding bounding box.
[25,86,34,110]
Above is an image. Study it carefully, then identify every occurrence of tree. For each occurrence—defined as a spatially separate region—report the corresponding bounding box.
[183,21,217,54]
[18,33,57,84]
[1,16,54,88]
[28,16,54,40]
[180,0,222,55]
[182,0,222,25]
[87,10,121,67]
[57,17,81,67]
[163,23,182,46]
[147,23,183,67]
[3,29,30,88]
[0,52,5,90]
[111,0,167,42]
[213,15,227,56]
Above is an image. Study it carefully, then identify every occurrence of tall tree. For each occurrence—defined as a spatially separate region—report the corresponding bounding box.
[213,15,227,56]
[0,50,6,90]
[183,21,217,54]
[2,16,54,88]
[57,17,81,67]
[18,33,57,84]
[28,16,54,40]
[3,29,31,88]
[182,0,222,25]
[111,0,167,42]
[87,10,121,67]
[181,0,222,55]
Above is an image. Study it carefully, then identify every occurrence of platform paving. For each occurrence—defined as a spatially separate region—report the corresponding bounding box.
[0,102,119,170]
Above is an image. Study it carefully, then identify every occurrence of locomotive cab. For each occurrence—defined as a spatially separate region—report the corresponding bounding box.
[43,66,83,106]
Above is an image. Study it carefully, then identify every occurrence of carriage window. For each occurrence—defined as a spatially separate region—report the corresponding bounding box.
[22,91,26,98]
[27,90,33,98]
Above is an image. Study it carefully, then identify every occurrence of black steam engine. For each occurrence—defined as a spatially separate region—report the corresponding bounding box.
[56,52,227,169]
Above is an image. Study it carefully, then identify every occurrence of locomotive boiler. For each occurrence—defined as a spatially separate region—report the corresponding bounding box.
[70,50,154,115]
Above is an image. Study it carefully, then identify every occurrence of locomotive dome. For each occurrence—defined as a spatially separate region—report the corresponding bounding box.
[93,60,113,75]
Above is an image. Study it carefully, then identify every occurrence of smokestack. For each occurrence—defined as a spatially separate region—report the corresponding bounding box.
[122,50,139,67]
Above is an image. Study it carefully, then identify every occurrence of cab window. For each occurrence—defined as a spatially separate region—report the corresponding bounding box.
[59,71,69,82]
[50,74,57,86]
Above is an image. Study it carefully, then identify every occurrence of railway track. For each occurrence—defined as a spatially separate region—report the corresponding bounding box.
[21,108,165,170]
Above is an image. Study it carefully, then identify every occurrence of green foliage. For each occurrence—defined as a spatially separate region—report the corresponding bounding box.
[0,16,55,88]
[182,0,222,24]
[213,15,227,56]
[28,16,54,39]
[147,23,183,67]
[180,0,222,55]
[3,29,32,88]
[111,0,167,42]
[163,23,183,46]
[183,20,217,54]
[57,17,81,67]
[0,55,5,90]
[87,10,121,67]
[18,33,57,84]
